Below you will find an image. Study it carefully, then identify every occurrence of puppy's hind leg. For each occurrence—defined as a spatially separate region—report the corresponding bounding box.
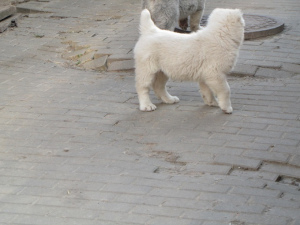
[135,68,157,112]
[205,76,233,114]
[199,81,218,107]
[153,71,179,104]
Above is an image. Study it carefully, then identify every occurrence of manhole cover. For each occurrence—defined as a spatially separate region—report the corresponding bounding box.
[175,14,284,40]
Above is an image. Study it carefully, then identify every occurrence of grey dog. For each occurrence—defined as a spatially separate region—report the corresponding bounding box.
[142,0,206,31]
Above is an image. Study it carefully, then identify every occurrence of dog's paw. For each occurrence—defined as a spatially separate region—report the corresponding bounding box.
[179,18,188,31]
[162,96,180,104]
[222,106,233,114]
[203,97,218,107]
[140,103,157,112]
[206,100,219,107]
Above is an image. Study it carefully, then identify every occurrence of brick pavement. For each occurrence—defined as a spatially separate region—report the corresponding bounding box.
[0,0,299,225]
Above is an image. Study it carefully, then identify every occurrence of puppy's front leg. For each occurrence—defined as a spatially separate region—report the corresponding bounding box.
[135,69,157,111]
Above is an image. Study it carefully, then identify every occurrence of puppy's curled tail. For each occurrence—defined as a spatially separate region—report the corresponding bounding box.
[139,9,157,35]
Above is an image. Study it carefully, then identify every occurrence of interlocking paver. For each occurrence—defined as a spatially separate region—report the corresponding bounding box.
[234,213,291,225]
[0,0,299,225]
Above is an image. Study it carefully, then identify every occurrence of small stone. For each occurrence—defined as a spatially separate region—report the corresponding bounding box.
[82,55,108,71]
[107,59,134,71]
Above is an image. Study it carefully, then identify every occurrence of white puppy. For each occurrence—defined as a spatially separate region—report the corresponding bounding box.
[134,8,245,114]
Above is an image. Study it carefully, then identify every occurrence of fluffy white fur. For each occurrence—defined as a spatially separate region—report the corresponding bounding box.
[134,8,245,113]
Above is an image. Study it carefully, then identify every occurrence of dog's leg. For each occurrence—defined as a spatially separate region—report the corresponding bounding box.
[135,68,157,112]
[153,71,180,104]
[199,81,218,107]
[190,10,203,32]
[205,77,233,114]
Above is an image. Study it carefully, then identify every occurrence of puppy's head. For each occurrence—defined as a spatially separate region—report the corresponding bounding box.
[207,8,245,28]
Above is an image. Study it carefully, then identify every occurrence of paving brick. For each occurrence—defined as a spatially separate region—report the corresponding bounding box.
[119,212,153,225]
[282,192,300,202]
[281,62,300,74]
[230,186,281,198]
[255,136,299,146]
[0,176,58,188]
[235,213,290,225]
[242,150,289,163]
[131,205,184,217]
[180,182,231,193]
[101,183,153,195]
[196,146,244,157]
[255,67,294,78]
[202,222,226,225]
[288,155,300,167]
[225,121,267,130]
[260,163,300,179]
[267,125,300,135]
[164,198,215,210]
[258,112,298,120]
[83,201,135,213]
[11,214,105,225]
[182,210,236,222]
[243,59,282,68]
[230,63,258,76]
[266,182,300,195]
[148,187,199,199]
[225,141,270,151]
[210,133,255,142]
[147,217,200,225]
[214,155,262,170]
[217,177,266,188]
[2,203,103,219]
[248,195,300,209]
[0,5,16,21]
[0,0,300,225]
[185,163,232,175]
[267,207,300,221]
[239,128,283,138]
[214,202,265,214]
[107,59,134,71]
[114,194,164,206]
[247,117,286,126]
[198,192,250,205]
[133,178,181,189]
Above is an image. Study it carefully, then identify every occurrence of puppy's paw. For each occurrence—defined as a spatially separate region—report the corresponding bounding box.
[203,96,218,107]
[163,96,180,104]
[222,106,233,114]
[205,99,218,107]
[140,103,157,112]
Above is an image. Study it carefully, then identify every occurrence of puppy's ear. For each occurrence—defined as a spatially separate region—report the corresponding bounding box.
[234,9,243,23]
[235,9,242,14]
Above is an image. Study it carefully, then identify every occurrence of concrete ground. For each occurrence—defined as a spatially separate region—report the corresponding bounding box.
[0,0,299,225]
